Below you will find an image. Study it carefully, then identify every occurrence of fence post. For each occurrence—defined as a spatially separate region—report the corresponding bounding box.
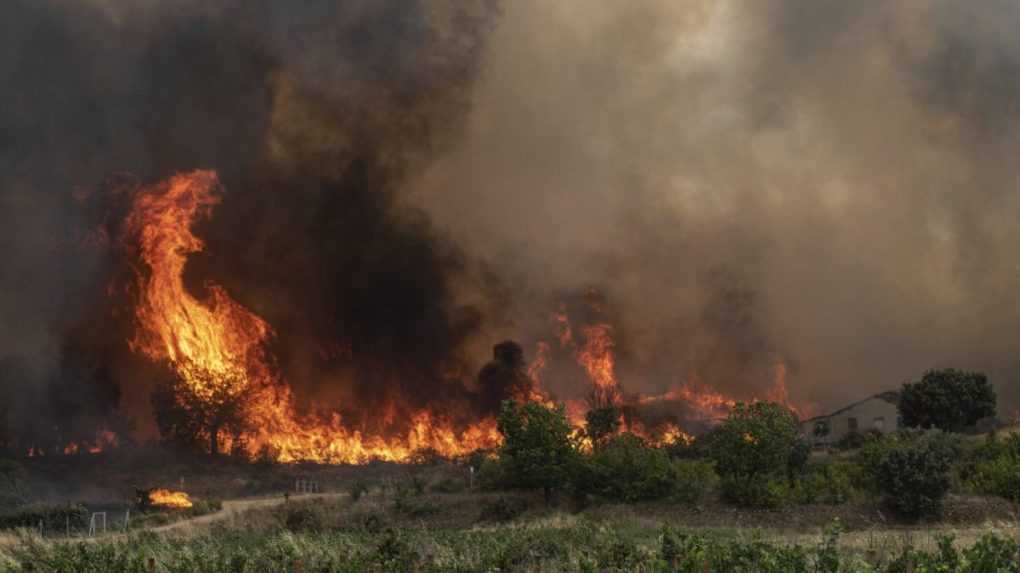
[293,558,304,573]
[148,557,156,573]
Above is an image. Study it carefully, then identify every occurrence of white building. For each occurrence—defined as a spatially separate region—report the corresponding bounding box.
[801,391,901,446]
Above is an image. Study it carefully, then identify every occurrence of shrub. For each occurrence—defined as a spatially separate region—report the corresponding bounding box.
[185,499,222,518]
[496,400,581,505]
[709,402,800,508]
[0,503,88,532]
[970,456,1020,501]
[583,433,675,502]
[281,504,325,532]
[476,457,507,490]
[478,496,528,523]
[834,429,884,452]
[719,476,790,509]
[431,476,467,494]
[861,430,960,518]
[349,479,370,502]
[960,432,1020,501]
[669,459,719,504]
[791,461,858,505]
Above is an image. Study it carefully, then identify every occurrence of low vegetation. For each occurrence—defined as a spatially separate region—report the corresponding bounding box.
[4,517,1019,572]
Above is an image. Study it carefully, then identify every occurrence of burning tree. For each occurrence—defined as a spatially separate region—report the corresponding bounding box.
[151,365,252,456]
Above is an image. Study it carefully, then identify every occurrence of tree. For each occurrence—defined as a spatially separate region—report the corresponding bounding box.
[585,404,621,451]
[861,430,960,518]
[708,402,800,507]
[899,369,997,432]
[151,367,252,456]
[496,400,579,505]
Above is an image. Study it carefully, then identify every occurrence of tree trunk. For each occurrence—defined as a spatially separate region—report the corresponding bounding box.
[210,424,220,456]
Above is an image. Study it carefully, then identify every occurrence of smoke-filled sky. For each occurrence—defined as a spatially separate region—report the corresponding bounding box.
[2,0,1020,445]
[413,0,1020,410]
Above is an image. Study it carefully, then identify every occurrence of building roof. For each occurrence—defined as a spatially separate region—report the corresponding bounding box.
[803,391,900,424]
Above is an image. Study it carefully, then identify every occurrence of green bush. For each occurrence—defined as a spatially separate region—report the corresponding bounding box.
[961,432,1020,501]
[349,479,370,502]
[670,459,719,504]
[476,457,507,490]
[791,461,858,505]
[0,503,88,532]
[6,521,1020,572]
[861,430,960,518]
[719,475,790,509]
[835,429,884,452]
[708,402,800,508]
[582,433,675,502]
[496,400,581,505]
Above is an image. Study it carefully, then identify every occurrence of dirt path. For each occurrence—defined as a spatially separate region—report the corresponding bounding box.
[149,492,347,534]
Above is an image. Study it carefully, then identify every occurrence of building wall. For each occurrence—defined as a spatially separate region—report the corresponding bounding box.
[803,397,900,445]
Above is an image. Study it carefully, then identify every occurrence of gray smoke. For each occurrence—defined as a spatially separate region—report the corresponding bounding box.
[412,0,1020,412]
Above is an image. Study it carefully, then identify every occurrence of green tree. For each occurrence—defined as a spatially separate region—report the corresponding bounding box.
[582,433,673,502]
[496,400,579,505]
[708,402,800,507]
[584,405,621,451]
[861,430,959,518]
[899,369,997,432]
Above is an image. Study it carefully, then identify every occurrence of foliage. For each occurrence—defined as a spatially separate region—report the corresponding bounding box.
[834,430,884,452]
[899,369,997,432]
[580,433,675,502]
[576,434,719,504]
[0,503,88,532]
[669,459,719,505]
[584,405,622,451]
[6,520,1020,572]
[496,400,580,504]
[151,368,253,456]
[961,432,1020,501]
[430,476,467,494]
[719,475,791,509]
[860,430,960,518]
[791,461,859,505]
[708,402,800,508]
[349,479,370,502]
[478,496,528,523]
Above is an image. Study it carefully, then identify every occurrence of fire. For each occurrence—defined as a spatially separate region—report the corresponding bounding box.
[121,171,809,464]
[149,489,193,509]
[125,171,500,464]
[576,323,622,407]
[62,430,119,455]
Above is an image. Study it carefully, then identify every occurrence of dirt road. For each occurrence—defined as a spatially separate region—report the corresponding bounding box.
[149,492,346,534]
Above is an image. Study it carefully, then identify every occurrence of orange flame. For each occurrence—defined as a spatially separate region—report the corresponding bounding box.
[62,430,119,455]
[125,171,500,464]
[149,489,193,509]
